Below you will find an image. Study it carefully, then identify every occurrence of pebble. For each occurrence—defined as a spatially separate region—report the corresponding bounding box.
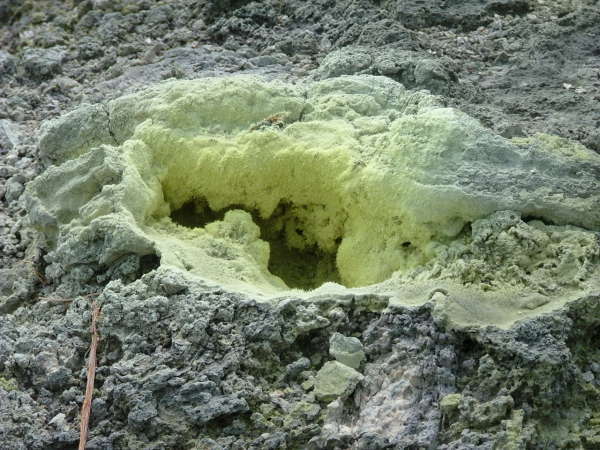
[4,176,24,203]
[21,47,66,80]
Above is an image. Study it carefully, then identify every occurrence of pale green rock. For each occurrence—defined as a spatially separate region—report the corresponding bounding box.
[286,400,321,423]
[329,332,365,369]
[498,409,528,450]
[301,379,315,391]
[0,376,17,392]
[38,103,114,165]
[468,395,514,428]
[313,361,363,402]
[440,393,462,415]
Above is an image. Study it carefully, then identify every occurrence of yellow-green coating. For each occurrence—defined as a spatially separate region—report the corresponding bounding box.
[27,75,600,326]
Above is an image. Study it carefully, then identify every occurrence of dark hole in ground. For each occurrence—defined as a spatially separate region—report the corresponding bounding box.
[170,198,342,290]
[294,329,330,363]
[137,253,161,278]
[522,215,558,227]
[100,335,123,365]
[170,199,226,228]
[257,202,341,290]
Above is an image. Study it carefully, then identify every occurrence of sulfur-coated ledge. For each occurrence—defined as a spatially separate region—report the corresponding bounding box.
[25,75,600,327]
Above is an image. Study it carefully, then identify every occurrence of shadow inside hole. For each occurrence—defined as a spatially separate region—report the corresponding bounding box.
[169,199,225,228]
[170,198,342,290]
[137,253,161,278]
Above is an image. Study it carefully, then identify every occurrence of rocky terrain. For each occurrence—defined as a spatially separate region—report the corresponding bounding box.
[1,1,600,449]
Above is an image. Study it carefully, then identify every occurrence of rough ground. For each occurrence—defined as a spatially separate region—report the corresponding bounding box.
[1,0,600,449]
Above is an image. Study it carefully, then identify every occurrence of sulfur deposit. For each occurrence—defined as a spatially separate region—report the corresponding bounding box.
[25,75,600,326]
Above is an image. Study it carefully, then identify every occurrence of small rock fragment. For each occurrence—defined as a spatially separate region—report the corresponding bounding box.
[314,361,363,402]
[21,47,65,80]
[4,176,24,203]
[48,413,67,429]
[329,332,365,369]
[286,357,311,380]
[440,393,462,416]
[0,119,21,151]
[0,50,17,78]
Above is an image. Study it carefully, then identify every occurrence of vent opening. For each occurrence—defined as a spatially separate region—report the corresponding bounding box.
[170,198,342,290]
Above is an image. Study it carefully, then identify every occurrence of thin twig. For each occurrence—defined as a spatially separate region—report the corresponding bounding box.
[79,301,101,450]
[40,297,74,304]
[18,258,49,285]
[39,292,101,304]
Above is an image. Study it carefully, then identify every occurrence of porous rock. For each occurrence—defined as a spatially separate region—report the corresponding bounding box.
[21,47,66,80]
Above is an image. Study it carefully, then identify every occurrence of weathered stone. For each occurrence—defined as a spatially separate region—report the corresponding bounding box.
[462,395,515,429]
[0,120,21,152]
[37,103,114,165]
[4,176,24,203]
[314,361,363,402]
[286,357,311,380]
[329,332,365,369]
[185,395,249,425]
[21,47,66,80]
[0,51,17,78]
[440,393,462,416]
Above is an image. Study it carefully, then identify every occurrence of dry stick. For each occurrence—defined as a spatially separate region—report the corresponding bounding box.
[79,301,101,450]
[18,258,48,285]
[39,296,74,304]
[40,292,101,304]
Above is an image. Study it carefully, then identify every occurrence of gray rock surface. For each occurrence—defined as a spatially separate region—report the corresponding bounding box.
[21,47,66,80]
[0,50,16,79]
[2,262,597,448]
[314,46,456,95]
[0,119,20,152]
